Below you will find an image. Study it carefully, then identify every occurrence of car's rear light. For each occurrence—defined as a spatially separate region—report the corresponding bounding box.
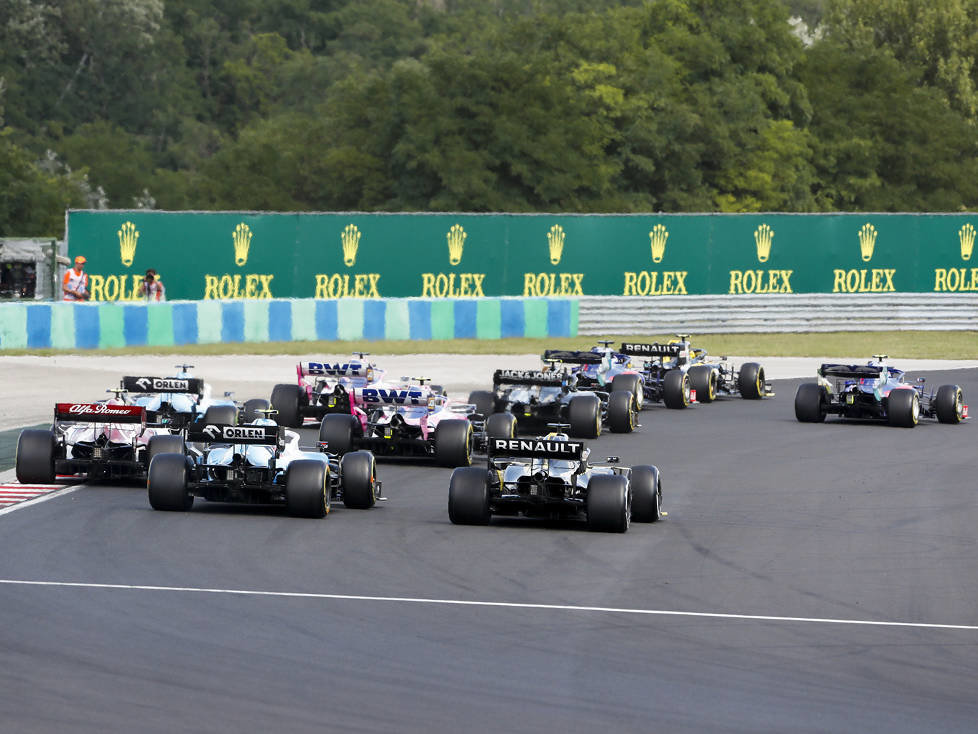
[963,405,969,418]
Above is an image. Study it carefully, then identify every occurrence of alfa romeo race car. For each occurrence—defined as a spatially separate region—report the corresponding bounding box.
[448,433,663,532]
[317,380,477,467]
[16,401,186,483]
[618,336,771,409]
[270,354,387,428]
[147,418,381,517]
[794,356,968,427]
[468,362,637,440]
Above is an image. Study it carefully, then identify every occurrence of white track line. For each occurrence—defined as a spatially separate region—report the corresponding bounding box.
[0,486,84,516]
[0,579,974,631]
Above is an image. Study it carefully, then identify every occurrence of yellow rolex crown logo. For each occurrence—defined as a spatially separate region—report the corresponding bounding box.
[233,223,253,267]
[858,223,877,262]
[342,224,361,267]
[447,224,466,266]
[959,223,975,261]
[117,221,139,267]
[649,224,668,263]
[754,223,774,263]
[547,224,565,265]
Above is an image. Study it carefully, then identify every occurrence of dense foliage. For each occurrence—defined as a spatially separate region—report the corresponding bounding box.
[2,0,978,236]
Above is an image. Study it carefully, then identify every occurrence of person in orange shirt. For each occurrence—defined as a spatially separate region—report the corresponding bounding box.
[63,256,89,301]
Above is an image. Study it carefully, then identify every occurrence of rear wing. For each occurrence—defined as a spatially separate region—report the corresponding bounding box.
[493,369,565,387]
[618,342,682,358]
[55,403,145,424]
[299,361,373,378]
[817,364,884,380]
[186,423,281,446]
[489,437,584,460]
[541,350,604,365]
[122,376,204,395]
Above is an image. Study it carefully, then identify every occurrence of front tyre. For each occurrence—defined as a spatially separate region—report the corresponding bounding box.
[286,460,329,518]
[485,412,517,440]
[887,389,919,428]
[468,390,496,418]
[448,467,491,525]
[241,398,271,424]
[611,373,643,410]
[607,390,636,433]
[935,384,964,424]
[586,475,630,533]
[688,365,718,403]
[435,419,473,467]
[340,451,377,509]
[567,394,601,438]
[147,453,193,511]
[662,370,691,409]
[202,404,237,426]
[630,465,662,523]
[794,383,826,423]
[146,434,185,469]
[738,362,765,399]
[320,414,359,455]
[270,384,304,428]
[15,429,56,485]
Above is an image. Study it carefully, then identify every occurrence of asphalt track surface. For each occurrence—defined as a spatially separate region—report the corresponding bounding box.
[1,369,976,733]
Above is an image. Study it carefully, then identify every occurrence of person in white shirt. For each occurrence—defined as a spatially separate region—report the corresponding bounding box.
[62,256,89,301]
[137,268,166,301]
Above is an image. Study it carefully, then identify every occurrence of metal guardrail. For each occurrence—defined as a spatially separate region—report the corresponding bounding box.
[578,294,978,333]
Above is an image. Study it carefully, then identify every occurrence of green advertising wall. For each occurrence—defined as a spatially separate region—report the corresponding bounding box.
[66,211,978,301]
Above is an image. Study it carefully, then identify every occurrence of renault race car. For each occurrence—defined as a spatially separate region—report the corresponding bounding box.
[15,400,186,484]
[317,380,477,467]
[468,360,637,441]
[147,417,382,517]
[448,433,663,532]
[269,354,388,428]
[618,336,771,409]
[794,355,968,427]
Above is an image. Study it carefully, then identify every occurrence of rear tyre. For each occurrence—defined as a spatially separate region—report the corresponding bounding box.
[146,435,185,469]
[241,398,271,424]
[586,475,630,533]
[468,390,496,417]
[485,412,517,440]
[435,419,473,467]
[147,453,193,511]
[794,383,826,423]
[662,370,691,409]
[935,384,964,424]
[340,451,376,509]
[688,365,718,403]
[630,465,662,523]
[887,389,919,428]
[270,384,304,428]
[448,467,491,525]
[611,373,643,410]
[319,414,359,455]
[568,394,601,438]
[607,390,635,433]
[202,405,237,426]
[286,460,329,518]
[738,362,765,399]
[15,429,56,484]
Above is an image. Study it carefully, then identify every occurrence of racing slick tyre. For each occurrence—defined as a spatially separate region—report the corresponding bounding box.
[435,419,474,468]
[887,388,920,428]
[202,405,237,426]
[586,475,630,533]
[611,373,643,410]
[319,414,359,455]
[485,412,517,440]
[568,394,601,438]
[738,362,765,399]
[270,384,304,428]
[15,429,56,485]
[241,398,271,424]
[146,435,185,469]
[662,370,691,409]
[340,450,376,509]
[688,365,718,403]
[448,467,491,525]
[147,452,193,512]
[607,390,636,433]
[286,460,329,518]
[794,383,827,423]
[468,390,496,418]
[935,384,965,424]
[630,465,662,523]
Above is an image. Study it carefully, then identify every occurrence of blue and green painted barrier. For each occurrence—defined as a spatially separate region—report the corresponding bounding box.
[0,297,578,350]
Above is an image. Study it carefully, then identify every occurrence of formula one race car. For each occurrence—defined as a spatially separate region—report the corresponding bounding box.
[16,401,186,483]
[794,356,968,427]
[317,380,477,467]
[565,340,648,410]
[448,432,663,532]
[147,417,381,517]
[618,336,771,409]
[269,354,388,428]
[468,361,637,440]
[122,365,244,425]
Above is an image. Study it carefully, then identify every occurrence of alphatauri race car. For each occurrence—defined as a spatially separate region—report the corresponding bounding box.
[448,433,662,532]
[147,417,381,517]
[794,356,968,427]
[468,360,637,441]
[619,336,771,408]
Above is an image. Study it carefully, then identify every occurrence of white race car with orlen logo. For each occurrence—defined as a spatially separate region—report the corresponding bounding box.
[121,365,243,426]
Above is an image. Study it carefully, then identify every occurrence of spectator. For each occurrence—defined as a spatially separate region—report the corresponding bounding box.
[62,256,89,301]
[137,268,166,301]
